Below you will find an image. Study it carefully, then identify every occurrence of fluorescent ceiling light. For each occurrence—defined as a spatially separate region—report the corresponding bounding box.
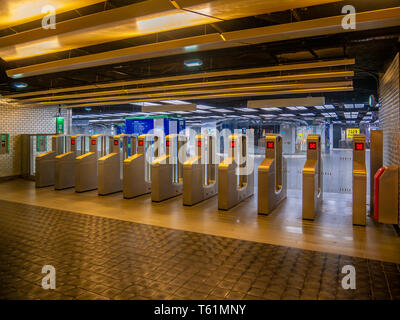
[12,82,28,89]
[213,108,235,113]
[324,105,335,109]
[160,100,190,105]
[314,105,325,110]
[300,113,315,116]
[344,104,354,109]
[193,110,212,114]
[355,104,364,108]
[261,107,281,112]
[169,111,191,114]
[197,105,215,109]
[130,102,161,106]
[280,114,295,117]
[243,115,259,118]
[287,106,307,110]
[261,114,276,117]
[234,108,257,112]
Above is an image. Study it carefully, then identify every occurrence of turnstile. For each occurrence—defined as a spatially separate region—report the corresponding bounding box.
[369,130,383,217]
[151,134,187,202]
[258,134,287,215]
[98,134,136,196]
[123,134,160,199]
[75,134,111,193]
[183,134,218,206]
[302,134,323,220]
[352,135,367,226]
[218,134,254,210]
[55,135,89,190]
[35,135,68,187]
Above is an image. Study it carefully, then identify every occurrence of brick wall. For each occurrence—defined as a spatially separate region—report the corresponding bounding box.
[379,53,400,226]
[0,99,69,178]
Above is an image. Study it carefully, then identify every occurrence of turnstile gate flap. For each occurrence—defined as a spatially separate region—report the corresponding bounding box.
[374,165,399,224]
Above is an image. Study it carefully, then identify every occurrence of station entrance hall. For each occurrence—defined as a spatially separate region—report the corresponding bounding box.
[0,0,400,302]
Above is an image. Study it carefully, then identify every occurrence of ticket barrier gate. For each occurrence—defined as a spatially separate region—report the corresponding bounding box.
[218,134,254,210]
[35,135,68,187]
[151,134,187,202]
[352,135,367,226]
[302,135,323,220]
[98,134,136,196]
[123,134,160,199]
[374,165,399,225]
[54,135,89,190]
[258,134,287,215]
[75,134,111,193]
[183,134,218,206]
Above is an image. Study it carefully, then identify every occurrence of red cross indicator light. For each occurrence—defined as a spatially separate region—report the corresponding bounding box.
[308,142,317,150]
[197,141,202,147]
[166,140,170,147]
[91,140,96,145]
[71,139,76,145]
[114,140,119,146]
[267,141,274,149]
[138,140,144,147]
[355,143,364,151]
[231,141,235,148]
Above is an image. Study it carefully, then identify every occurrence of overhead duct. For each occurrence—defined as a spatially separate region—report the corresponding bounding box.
[6,6,400,78]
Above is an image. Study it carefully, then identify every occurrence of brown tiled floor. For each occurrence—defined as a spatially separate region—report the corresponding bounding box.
[0,199,399,300]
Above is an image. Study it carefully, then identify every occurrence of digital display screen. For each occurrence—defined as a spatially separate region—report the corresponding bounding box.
[71,139,75,145]
[308,142,317,150]
[166,140,170,147]
[91,140,96,145]
[267,141,274,149]
[138,140,144,147]
[114,140,119,146]
[197,141,202,147]
[355,143,364,151]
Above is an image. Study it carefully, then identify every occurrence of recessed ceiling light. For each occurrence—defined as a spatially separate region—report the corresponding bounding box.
[12,82,28,89]
[184,59,203,67]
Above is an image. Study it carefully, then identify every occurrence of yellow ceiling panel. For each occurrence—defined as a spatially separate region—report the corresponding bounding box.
[0,0,105,29]
[0,0,341,61]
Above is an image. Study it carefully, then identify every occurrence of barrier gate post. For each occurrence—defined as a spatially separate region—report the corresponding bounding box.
[302,134,323,220]
[258,134,287,215]
[353,135,367,226]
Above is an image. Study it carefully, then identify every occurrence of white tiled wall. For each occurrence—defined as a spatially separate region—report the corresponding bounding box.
[0,99,69,178]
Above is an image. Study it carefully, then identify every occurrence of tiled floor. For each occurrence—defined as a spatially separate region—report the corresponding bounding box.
[0,200,399,300]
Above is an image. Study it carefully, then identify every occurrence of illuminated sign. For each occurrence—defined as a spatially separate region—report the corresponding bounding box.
[308,142,317,150]
[138,140,144,147]
[346,128,360,139]
[91,140,96,145]
[355,143,364,151]
[71,139,75,145]
[231,141,235,148]
[114,140,119,146]
[197,141,202,147]
[166,140,170,147]
[267,141,274,149]
[298,133,303,140]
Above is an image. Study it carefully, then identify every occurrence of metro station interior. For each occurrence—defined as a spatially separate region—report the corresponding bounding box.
[1,0,400,301]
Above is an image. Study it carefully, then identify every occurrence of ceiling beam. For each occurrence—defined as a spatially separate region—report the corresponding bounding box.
[6,58,355,98]
[6,6,399,78]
